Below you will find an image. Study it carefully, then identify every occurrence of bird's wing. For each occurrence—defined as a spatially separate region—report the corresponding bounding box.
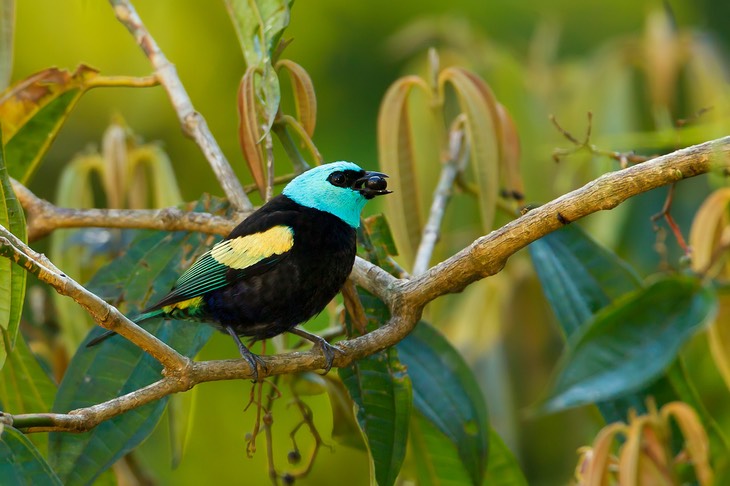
[147,224,295,310]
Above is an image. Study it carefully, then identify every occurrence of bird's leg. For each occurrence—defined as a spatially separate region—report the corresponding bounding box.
[288,327,339,373]
[225,325,267,381]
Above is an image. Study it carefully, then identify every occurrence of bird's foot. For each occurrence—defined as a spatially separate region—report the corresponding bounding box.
[226,326,267,381]
[288,327,340,373]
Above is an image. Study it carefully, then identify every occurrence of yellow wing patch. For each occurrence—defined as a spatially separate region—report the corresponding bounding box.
[210,225,294,269]
[162,296,203,313]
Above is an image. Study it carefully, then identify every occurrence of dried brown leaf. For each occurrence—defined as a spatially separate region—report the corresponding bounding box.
[237,67,267,198]
[277,59,317,137]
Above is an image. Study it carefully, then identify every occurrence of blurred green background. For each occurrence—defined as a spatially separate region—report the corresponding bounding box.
[11,0,730,484]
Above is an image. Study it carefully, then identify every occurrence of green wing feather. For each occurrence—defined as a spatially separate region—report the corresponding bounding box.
[146,225,294,311]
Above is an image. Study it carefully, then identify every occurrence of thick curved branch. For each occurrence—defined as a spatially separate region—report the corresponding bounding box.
[3,135,729,434]
[108,0,252,212]
[404,136,730,306]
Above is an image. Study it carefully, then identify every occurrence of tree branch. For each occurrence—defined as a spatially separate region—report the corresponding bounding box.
[108,0,253,212]
[2,135,728,434]
[12,178,239,242]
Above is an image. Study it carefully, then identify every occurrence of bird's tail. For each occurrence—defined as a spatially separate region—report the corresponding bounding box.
[85,308,164,348]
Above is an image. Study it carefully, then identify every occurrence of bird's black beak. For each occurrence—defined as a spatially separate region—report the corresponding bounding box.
[352,171,392,199]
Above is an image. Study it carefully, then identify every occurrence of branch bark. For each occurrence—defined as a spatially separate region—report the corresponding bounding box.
[2,135,728,434]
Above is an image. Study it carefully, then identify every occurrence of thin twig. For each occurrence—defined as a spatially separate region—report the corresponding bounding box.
[108,0,252,212]
[551,113,655,167]
[412,116,469,275]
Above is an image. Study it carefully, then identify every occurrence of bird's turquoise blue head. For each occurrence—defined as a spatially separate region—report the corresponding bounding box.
[283,161,391,228]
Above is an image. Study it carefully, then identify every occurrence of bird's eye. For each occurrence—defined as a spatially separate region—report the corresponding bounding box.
[328,172,347,187]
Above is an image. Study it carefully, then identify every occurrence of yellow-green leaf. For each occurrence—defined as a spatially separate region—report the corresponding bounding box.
[439,67,501,233]
[377,76,430,265]
[0,65,98,182]
[0,130,26,361]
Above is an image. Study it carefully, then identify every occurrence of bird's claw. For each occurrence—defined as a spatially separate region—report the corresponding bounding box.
[242,351,268,381]
[315,339,339,374]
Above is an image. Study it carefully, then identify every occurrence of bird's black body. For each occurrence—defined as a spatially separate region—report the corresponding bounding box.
[87,162,390,379]
[198,194,356,340]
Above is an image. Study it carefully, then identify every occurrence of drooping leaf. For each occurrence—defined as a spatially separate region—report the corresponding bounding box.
[49,154,103,356]
[688,188,730,391]
[495,102,523,203]
[0,65,98,182]
[439,67,501,234]
[0,426,62,486]
[48,197,225,485]
[538,276,717,414]
[398,322,489,485]
[0,129,26,362]
[377,76,430,266]
[0,332,56,454]
[237,67,267,198]
[340,289,411,486]
[321,375,366,450]
[277,59,317,137]
[0,0,14,90]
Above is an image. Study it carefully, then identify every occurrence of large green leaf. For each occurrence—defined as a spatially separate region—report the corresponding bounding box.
[397,322,489,485]
[529,224,673,422]
[0,129,26,367]
[48,197,224,485]
[0,332,56,454]
[538,276,717,414]
[0,425,62,486]
[529,224,642,338]
[340,290,411,486]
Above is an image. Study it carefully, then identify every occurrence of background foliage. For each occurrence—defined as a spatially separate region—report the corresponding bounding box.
[2,0,730,485]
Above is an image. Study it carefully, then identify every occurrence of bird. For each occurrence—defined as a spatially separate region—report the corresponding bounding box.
[86,161,391,380]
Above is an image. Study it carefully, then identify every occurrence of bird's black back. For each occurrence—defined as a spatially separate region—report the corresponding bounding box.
[203,194,357,340]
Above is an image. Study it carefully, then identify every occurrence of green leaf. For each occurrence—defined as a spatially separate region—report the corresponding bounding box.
[397,322,489,485]
[0,0,14,90]
[483,428,528,486]
[528,223,668,422]
[538,276,717,414]
[529,224,642,338]
[340,290,411,486]
[0,426,62,486]
[0,129,27,364]
[408,410,473,486]
[224,0,292,132]
[48,197,225,485]
[0,66,99,182]
[0,333,56,454]
[439,67,501,234]
[167,386,198,468]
